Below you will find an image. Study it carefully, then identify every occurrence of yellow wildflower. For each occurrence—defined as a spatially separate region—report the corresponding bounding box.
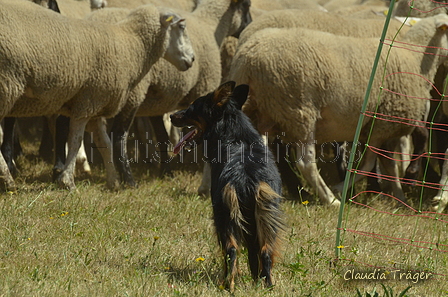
[302,200,309,205]
[195,257,205,262]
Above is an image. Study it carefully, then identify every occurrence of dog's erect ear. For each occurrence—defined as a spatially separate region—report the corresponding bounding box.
[213,81,236,106]
[231,84,249,110]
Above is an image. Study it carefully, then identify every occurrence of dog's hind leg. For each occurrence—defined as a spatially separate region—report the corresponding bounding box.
[255,182,286,288]
[244,235,261,281]
[222,235,238,293]
[260,245,274,287]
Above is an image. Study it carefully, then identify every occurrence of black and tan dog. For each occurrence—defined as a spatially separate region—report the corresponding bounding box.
[170,81,285,291]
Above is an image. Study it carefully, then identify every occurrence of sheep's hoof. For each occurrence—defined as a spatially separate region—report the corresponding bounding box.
[430,196,448,213]
[52,167,63,182]
[75,160,91,177]
[197,185,210,197]
[106,179,121,191]
[2,178,17,192]
[328,198,341,207]
[57,173,76,191]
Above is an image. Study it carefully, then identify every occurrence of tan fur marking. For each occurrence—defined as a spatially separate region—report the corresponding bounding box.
[213,81,234,106]
[222,183,247,233]
[223,234,239,293]
[255,182,285,262]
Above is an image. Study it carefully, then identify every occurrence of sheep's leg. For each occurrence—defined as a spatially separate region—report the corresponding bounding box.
[53,115,69,182]
[404,125,428,180]
[38,116,54,163]
[0,155,15,191]
[398,135,411,177]
[57,117,89,190]
[296,141,340,206]
[110,108,138,187]
[149,115,172,176]
[333,143,378,194]
[377,152,407,203]
[91,118,120,190]
[374,138,406,202]
[1,117,18,177]
[0,118,16,190]
[198,162,211,197]
[431,147,448,213]
[75,140,91,177]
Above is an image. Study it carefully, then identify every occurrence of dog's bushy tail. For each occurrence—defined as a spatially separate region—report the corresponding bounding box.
[222,182,285,259]
[222,184,248,234]
[255,182,285,261]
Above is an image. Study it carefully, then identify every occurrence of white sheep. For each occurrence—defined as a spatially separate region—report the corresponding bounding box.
[207,8,413,197]
[105,0,198,11]
[324,0,387,12]
[393,0,448,18]
[228,13,448,206]
[55,0,108,18]
[31,0,105,12]
[430,99,448,213]
[204,8,413,197]
[432,150,448,213]
[239,9,409,46]
[0,0,194,190]
[92,0,252,187]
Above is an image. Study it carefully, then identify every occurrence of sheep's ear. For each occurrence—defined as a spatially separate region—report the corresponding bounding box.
[437,22,448,31]
[48,0,61,13]
[160,12,179,28]
[230,84,249,110]
[213,81,236,107]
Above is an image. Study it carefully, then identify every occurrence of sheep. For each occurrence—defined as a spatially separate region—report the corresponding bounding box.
[228,13,448,206]
[6,0,105,181]
[31,0,107,13]
[0,0,61,178]
[324,0,387,12]
[430,93,448,213]
[431,160,448,213]
[393,0,448,18]
[238,9,410,46]
[29,0,60,11]
[90,0,107,10]
[105,0,198,11]
[207,8,413,197]
[0,0,195,190]
[94,0,252,187]
[202,8,414,197]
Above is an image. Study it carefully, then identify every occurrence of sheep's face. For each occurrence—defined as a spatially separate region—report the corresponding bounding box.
[229,0,252,38]
[161,14,195,72]
[90,0,107,10]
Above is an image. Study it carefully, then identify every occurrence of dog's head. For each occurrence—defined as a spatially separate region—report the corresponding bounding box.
[170,81,249,154]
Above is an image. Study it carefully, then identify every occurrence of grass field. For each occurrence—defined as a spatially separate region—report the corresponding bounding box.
[0,141,447,297]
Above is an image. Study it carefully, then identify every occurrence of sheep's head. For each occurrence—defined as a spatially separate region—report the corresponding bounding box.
[90,0,107,10]
[229,0,252,38]
[160,10,195,71]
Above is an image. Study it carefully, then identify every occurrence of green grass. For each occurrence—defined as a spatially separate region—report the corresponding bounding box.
[0,144,447,296]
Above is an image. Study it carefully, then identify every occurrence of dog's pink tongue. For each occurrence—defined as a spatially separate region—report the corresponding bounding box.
[173,129,196,155]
